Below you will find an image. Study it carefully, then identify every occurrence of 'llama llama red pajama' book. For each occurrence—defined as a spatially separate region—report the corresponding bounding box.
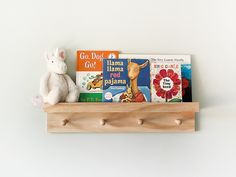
[102,59,151,102]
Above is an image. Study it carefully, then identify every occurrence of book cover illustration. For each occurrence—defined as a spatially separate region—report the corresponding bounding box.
[119,54,192,102]
[181,63,192,102]
[103,59,150,102]
[151,61,182,102]
[76,50,119,102]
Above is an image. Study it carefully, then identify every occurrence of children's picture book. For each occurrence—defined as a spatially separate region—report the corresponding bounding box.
[150,61,182,102]
[119,54,192,102]
[76,50,119,102]
[102,59,150,102]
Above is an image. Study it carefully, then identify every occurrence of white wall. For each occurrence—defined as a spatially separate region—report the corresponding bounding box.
[1,0,236,177]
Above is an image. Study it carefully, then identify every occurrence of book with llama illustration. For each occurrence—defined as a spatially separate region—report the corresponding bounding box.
[102,59,150,102]
[76,50,119,102]
[119,54,192,102]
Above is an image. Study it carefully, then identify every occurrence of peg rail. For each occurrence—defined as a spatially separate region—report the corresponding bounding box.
[43,102,199,133]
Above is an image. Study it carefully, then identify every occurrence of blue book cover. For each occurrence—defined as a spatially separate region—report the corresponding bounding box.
[181,63,192,102]
[103,59,150,102]
[119,54,192,102]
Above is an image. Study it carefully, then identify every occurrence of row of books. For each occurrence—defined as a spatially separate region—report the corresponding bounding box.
[76,51,192,102]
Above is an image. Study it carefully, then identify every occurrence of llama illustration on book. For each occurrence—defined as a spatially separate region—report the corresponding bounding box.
[119,54,192,102]
[103,59,150,102]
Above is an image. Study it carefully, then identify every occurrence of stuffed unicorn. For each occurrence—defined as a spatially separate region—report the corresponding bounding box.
[39,48,79,105]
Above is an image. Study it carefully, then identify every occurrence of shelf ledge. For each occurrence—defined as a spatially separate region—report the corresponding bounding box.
[43,102,199,113]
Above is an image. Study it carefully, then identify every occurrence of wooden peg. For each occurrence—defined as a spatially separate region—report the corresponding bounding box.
[175,119,182,125]
[100,119,106,126]
[137,119,143,125]
[62,119,69,126]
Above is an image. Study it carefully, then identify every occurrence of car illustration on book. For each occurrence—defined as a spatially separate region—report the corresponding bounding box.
[86,73,103,90]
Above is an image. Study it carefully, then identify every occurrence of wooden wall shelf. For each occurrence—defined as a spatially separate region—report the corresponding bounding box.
[43,102,199,133]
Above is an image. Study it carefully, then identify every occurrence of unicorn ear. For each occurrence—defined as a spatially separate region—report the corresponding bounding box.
[54,48,66,61]
[59,49,66,61]
[44,52,51,61]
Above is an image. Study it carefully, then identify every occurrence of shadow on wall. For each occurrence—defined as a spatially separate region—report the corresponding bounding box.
[191,55,204,131]
[192,55,205,108]
[192,54,232,109]
[65,48,77,82]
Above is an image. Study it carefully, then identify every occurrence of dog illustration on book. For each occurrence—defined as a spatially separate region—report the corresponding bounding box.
[86,73,103,90]
[120,60,149,102]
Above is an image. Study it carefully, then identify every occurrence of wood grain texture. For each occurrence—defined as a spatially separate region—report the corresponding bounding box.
[43,102,199,113]
[44,102,199,132]
[47,112,195,132]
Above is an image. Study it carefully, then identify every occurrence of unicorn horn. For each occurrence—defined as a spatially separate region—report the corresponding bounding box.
[55,48,59,57]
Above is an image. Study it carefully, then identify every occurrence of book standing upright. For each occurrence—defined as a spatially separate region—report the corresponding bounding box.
[103,59,151,102]
[119,54,192,102]
[76,50,118,102]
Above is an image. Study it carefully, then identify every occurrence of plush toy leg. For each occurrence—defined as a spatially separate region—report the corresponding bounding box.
[64,74,79,103]
[44,88,61,105]
[66,86,79,102]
